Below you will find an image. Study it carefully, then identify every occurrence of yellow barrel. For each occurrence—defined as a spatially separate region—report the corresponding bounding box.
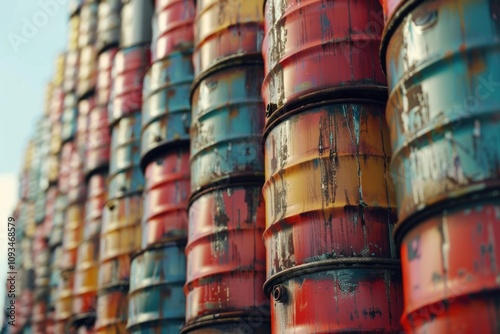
[68,15,80,51]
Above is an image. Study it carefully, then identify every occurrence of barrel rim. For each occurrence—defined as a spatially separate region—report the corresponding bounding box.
[68,312,96,328]
[188,178,265,207]
[97,282,129,296]
[140,139,190,172]
[181,311,271,334]
[130,236,187,261]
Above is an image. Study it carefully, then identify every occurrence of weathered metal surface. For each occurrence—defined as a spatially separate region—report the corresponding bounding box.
[79,2,98,48]
[263,101,397,277]
[142,148,190,248]
[107,167,145,199]
[153,0,195,61]
[84,173,108,239]
[400,193,500,333]
[77,46,98,98]
[97,0,121,51]
[383,0,500,231]
[194,0,264,77]
[61,93,78,143]
[55,270,75,321]
[61,203,85,271]
[85,106,111,175]
[73,237,99,316]
[127,241,186,331]
[109,112,142,176]
[95,285,128,333]
[64,50,80,92]
[68,15,80,52]
[190,64,265,192]
[96,47,118,106]
[141,49,193,164]
[182,321,271,334]
[120,0,154,48]
[380,0,406,24]
[262,0,387,120]
[185,185,269,326]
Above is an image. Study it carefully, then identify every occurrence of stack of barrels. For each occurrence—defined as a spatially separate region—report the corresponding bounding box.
[126,0,195,332]
[183,1,270,333]
[261,0,404,332]
[94,1,152,332]
[380,0,500,332]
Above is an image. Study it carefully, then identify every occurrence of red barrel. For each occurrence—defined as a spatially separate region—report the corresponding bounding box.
[61,203,85,271]
[97,0,121,52]
[96,47,119,106]
[95,285,129,333]
[262,0,387,121]
[153,0,196,61]
[185,184,269,329]
[85,106,111,175]
[77,46,98,98]
[400,193,500,333]
[142,148,190,248]
[79,2,98,48]
[73,236,99,318]
[193,0,264,77]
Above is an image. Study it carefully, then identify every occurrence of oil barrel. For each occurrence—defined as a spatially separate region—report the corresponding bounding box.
[61,93,78,144]
[77,96,96,152]
[63,50,80,93]
[262,0,387,122]
[78,2,98,48]
[190,62,265,193]
[61,203,84,271]
[120,0,154,49]
[77,46,98,98]
[84,173,107,239]
[96,47,118,107]
[85,106,111,176]
[68,15,80,52]
[96,0,121,52]
[95,285,129,334]
[55,269,75,323]
[109,112,142,176]
[49,194,68,248]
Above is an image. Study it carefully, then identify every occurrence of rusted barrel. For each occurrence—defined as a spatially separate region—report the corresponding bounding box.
[33,291,51,334]
[61,203,84,271]
[262,0,387,122]
[141,49,194,164]
[379,0,406,24]
[73,237,100,317]
[77,96,96,152]
[67,148,87,205]
[381,0,500,232]
[49,88,64,156]
[84,173,107,239]
[120,0,154,48]
[190,62,265,193]
[97,0,121,52]
[64,51,80,93]
[262,100,403,332]
[184,184,269,332]
[55,269,75,325]
[77,46,98,98]
[127,240,187,332]
[400,192,500,333]
[85,106,111,176]
[79,1,98,48]
[96,47,118,107]
[153,0,196,62]
[142,148,190,247]
[62,93,78,143]
[109,45,151,125]
[95,285,129,333]
[193,0,264,78]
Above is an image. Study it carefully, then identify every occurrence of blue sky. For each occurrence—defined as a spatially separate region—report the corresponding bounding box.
[0,0,67,325]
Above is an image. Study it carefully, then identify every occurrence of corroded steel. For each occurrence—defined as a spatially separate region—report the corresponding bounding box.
[79,2,98,48]
[84,173,107,239]
[109,112,142,176]
[73,237,99,316]
[262,0,387,120]
[194,0,264,77]
[185,185,269,327]
[96,47,119,106]
[107,167,144,199]
[142,148,190,248]
[85,106,111,175]
[190,63,265,192]
[77,46,98,98]
[97,0,121,51]
[95,285,129,333]
[61,203,85,271]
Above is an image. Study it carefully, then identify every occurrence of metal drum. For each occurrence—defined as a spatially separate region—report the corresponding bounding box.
[109,45,151,125]
[77,46,98,98]
[262,0,387,121]
[382,0,500,233]
[68,15,80,51]
[64,50,80,93]
[61,203,85,271]
[73,237,100,318]
[97,0,121,52]
[109,112,142,176]
[190,63,265,192]
[55,269,75,322]
[33,226,50,288]
[84,173,107,240]
[50,194,67,248]
[43,187,58,239]
[32,292,49,330]
[95,285,129,334]
[77,96,96,151]
[380,0,406,24]
[142,148,190,248]
[85,106,111,175]
[108,167,144,199]
[96,47,118,107]
[193,0,264,77]
[153,0,195,61]
[67,148,87,205]
[141,49,194,162]
[185,184,269,328]
[62,93,78,143]
[34,191,46,225]
[59,142,75,195]
[79,2,98,48]
[400,192,500,333]
[120,0,154,49]
[127,240,187,332]
[49,246,62,309]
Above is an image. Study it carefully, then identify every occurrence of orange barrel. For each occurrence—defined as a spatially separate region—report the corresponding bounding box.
[96,47,119,107]
[142,148,190,248]
[381,0,500,227]
[95,285,129,334]
[49,194,67,248]
[140,49,194,163]
[109,45,151,125]
[98,195,142,289]
[85,106,111,176]
[72,236,99,321]
[193,0,264,78]
[190,62,265,193]
[127,240,187,332]
[61,203,85,271]
[63,50,80,93]
[400,192,500,333]
[120,0,154,49]
[77,96,96,152]
[262,100,403,332]
[61,93,78,144]
[97,0,121,52]
[84,173,107,239]
[262,0,387,123]
[68,15,80,51]
[77,46,98,98]
[55,269,75,325]
[184,184,269,331]
[153,0,196,62]
[79,1,98,48]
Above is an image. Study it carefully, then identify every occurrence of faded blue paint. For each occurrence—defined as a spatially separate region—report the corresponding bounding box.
[108,166,144,199]
[110,112,143,176]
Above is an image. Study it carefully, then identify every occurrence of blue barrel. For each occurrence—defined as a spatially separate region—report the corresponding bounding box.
[108,167,144,199]
[190,62,265,192]
[141,49,194,164]
[381,0,500,237]
[127,240,186,333]
[61,93,78,143]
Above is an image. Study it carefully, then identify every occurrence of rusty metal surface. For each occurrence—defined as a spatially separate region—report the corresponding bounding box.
[185,185,269,325]
[73,237,100,315]
[194,0,264,77]
[61,203,85,271]
[190,64,265,192]
[109,112,142,175]
[95,285,129,332]
[127,241,186,331]
[400,193,500,333]
[85,106,111,175]
[84,173,107,239]
[107,167,144,199]
[64,50,79,92]
[97,0,121,51]
[153,0,195,61]
[55,270,75,321]
[79,2,98,48]
[96,47,119,106]
[142,148,190,248]
[263,101,397,278]
[77,46,98,98]
[120,0,154,48]
[262,0,387,119]
[383,0,500,230]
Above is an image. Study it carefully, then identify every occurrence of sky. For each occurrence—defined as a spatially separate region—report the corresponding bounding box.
[0,0,67,326]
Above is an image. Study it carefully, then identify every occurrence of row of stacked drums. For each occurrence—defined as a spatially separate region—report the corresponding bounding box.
[379,0,500,332]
